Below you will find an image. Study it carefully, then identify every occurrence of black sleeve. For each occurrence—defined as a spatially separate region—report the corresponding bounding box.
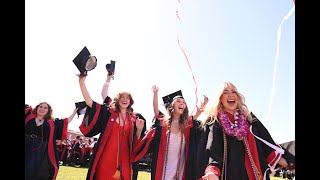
[206,121,224,170]
[54,118,67,140]
[79,101,111,137]
[281,145,295,169]
[103,96,112,105]
[250,112,281,159]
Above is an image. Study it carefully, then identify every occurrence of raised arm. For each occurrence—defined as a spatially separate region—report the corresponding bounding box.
[151,85,160,116]
[135,114,146,140]
[67,108,78,124]
[193,95,209,119]
[101,74,113,102]
[78,75,93,108]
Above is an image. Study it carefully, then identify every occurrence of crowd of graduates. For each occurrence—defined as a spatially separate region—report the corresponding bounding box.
[273,167,295,180]
[56,135,153,171]
[25,50,295,180]
[56,136,98,168]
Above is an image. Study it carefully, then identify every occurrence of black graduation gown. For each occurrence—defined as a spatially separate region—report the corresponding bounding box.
[25,106,68,180]
[193,121,213,179]
[131,117,201,180]
[205,113,293,180]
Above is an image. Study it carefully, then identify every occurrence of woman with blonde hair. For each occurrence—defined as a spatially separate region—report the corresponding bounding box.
[201,82,295,180]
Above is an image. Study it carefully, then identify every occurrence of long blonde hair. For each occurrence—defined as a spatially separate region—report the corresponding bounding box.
[202,82,252,125]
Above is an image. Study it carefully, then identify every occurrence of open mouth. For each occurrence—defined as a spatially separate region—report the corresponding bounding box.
[227,99,236,106]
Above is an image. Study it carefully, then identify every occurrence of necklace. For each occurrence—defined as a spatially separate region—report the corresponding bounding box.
[35,118,44,126]
[218,109,249,140]
[243,137,262,180]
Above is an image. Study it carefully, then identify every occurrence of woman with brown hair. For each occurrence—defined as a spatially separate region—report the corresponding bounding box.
[25,102,77,180]
[131,89,202,180]
[78,73,145,180]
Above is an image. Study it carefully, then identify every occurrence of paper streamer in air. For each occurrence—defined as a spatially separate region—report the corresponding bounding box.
[266,3,295,128]
[176,0,199,109]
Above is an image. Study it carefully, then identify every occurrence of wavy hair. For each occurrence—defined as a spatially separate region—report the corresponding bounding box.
[31,102,54,120]
[202,82,252,126]
[110,92,134,115]
[163,98,189,133]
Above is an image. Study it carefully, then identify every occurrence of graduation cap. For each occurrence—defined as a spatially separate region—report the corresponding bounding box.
[106,60,115,76]
[75,101,87,118]
[73,46,97,76]
[162,90,183,109]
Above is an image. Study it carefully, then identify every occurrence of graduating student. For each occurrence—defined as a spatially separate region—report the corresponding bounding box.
[75,53,145,180]
[201,82,295,180]
[69,135,82,167]
[131,90,202,180]
[25,102,77,180]
[101,67,147,180]
[150,85,211,179]
[150,85,208,128]
[59,139,69,164]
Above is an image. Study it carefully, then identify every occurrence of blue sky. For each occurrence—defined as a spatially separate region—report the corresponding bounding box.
[25,0,295,143]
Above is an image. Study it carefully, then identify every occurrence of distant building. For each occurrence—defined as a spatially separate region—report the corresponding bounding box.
[271,140,295,179]
[66,129,99,140]
[67,130,85,140]
[280,140,295,156]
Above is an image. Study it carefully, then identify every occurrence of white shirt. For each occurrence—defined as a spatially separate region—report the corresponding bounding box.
[162,132,186,180]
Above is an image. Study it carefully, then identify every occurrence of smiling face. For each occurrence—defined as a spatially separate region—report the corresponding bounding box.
[220,85,239,114]
[113,92,134,112]
[118,94,131,109]
[36,102,50,118]
[172,97,187,115]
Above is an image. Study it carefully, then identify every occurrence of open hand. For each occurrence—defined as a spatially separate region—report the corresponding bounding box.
[135,118,145,131]
[151,85,159,93]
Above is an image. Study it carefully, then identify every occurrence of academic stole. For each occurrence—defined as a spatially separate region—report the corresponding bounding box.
[113,113,134,179]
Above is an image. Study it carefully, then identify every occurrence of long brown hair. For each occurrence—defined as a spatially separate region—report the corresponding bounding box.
[31,102,54,120]
[163,98,189,133]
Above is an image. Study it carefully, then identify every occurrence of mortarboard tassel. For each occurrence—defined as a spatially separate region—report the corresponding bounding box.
[112,168,121,179]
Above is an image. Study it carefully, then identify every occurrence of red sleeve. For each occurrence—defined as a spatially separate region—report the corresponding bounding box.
[266,149,282,167]
[131,129,157,162]
[79,102,102,136]
[25,106,32,114]
[61,118,69,140]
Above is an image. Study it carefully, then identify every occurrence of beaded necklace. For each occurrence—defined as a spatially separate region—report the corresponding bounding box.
[218,109,249,140]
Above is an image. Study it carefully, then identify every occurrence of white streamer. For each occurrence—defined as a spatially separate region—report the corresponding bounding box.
[266,5,295,128]
[249,126,284,180]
